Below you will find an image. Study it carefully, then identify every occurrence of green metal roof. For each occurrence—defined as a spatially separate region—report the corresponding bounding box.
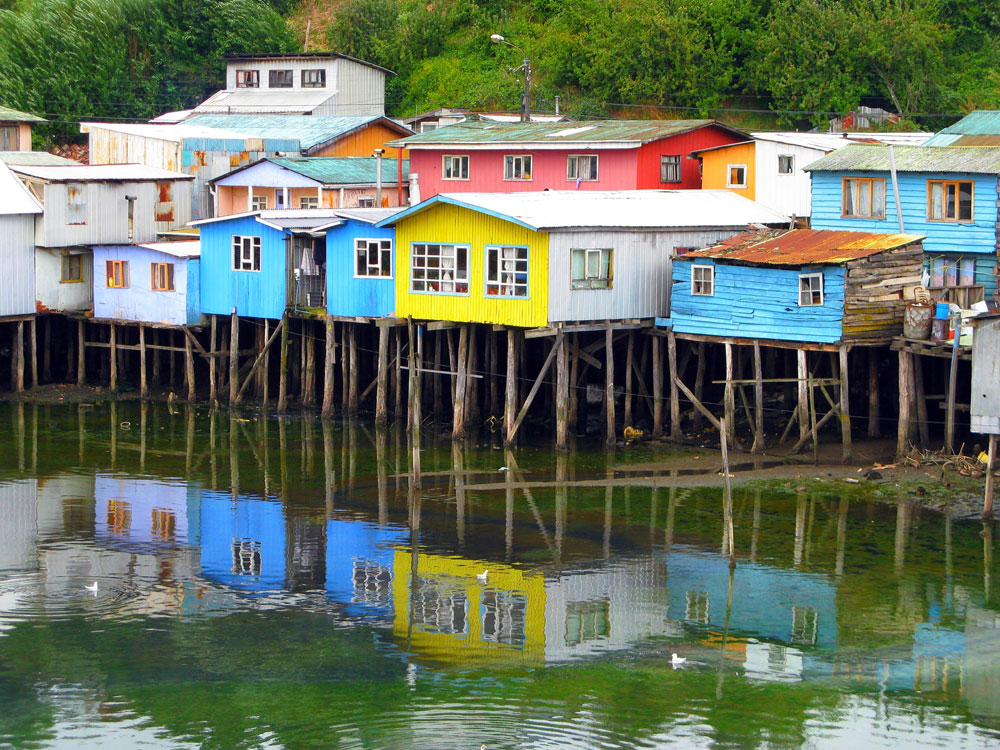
[267,156,408,184]
[387,118,747,148]
[0,151,76,166]
[183,114,411,153]
[923,110,1000,146]
[0,105,45,123]
[804,144,1000,173]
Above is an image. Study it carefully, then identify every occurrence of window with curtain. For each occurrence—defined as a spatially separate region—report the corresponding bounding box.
[411,243,469,293]
[842,177,886,218]
[928,180,974,221]
[930,256,975,287]
[151,262,175,291]
[485,245,528,297]
[570,248,612,289]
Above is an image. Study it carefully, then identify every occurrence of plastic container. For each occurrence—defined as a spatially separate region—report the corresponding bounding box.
[935,301,950,319]
[903,302,934,340]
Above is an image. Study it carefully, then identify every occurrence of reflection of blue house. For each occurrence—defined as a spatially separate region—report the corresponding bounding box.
[324,517,409,619]
[665,546,839,650]
[199,491,286,595]
[94,474,193,549]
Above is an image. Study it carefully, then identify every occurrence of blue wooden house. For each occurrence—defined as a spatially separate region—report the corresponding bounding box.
[325,208,402,318]
[92,241,202,326]
[667,229,925,344]
[806,145,1000,306]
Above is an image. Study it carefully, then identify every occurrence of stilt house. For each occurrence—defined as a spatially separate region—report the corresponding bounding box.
[0,161,42,320]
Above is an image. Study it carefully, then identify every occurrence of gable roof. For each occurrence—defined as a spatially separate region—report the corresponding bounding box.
[191,206,405,230]
[0,160,42,215]
[222,52,393,76]
[98,240,201,259]
[923,111,1000,146]
[80,121,291,145]
[693,131,933,157]
[804,144,1000,174]
[377,190,789,231]
[183,114,412,154]
[678,229,924,266]
[211,156,409,186]
[387,119,749,150]
[0,105,45,123]
[9,164,194,183]
[0,151,78,166]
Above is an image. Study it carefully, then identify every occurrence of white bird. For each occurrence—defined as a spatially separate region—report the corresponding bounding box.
[84,581,99,593]
[671,652,686,666]
[477,570,489,584]
[498,466,510,472]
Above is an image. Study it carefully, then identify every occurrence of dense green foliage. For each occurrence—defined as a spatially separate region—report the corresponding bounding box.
[0,0,295,141]
[325,0,1000,127]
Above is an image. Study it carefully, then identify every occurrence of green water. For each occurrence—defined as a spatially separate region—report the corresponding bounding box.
[0,402,999,749]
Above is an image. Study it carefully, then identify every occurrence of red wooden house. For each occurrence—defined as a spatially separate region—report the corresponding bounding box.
[387,119,749,200]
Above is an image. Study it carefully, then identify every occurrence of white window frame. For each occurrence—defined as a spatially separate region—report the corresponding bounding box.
[299,196,319,209]
[570,248,613,290]
[777,154,794,175]
[504,154,533,181]
[411,243,470,295]
[357,197,375,208]
[691,264,714,296]
[355,238,393,279]
[235,69,259,88]
[727,164,748,188]
[485,245,529,298]
[233,235,261,272]
[798,273,824,306]
[661,155,682,183]
[442,154,470,181]
[567,154,599,181]
[251,195,268,211]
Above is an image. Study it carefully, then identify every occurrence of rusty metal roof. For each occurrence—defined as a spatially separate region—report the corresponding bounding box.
[805,144,1000,173]
[387,119,748,149]
[677,229,924,266]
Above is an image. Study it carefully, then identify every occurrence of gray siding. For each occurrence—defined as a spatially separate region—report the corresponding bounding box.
[972,318,1000,434]
[0,479,37,572]
[328,59,386,116]
[547,229,741,323]
[0,214,36,317]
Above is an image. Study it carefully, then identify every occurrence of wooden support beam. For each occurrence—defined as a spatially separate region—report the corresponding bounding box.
[228,311,238,404]
[507,332,560,445]
[605,325,616,445]
[28,317,36,389]
[674,376,721,432]
[504,328,518,443]
[261,319,270,408]
[109,323,118,392]
[839,345,852,463]
[556,332,569,450]
[652,335,663,437]
[236,318,284,404]
[668,331,680,439]
[185,329,195,401]
[791,403,839,454]
[624,331,634,427]
[12,320,24,392]
[724,342,735,445]
[303,319,316,406]
[278,313,289,411]
[945,335,959,453]
[77,319,85,386]
[393,328,403,421]
[139,325,148,397]
[985,434,997,519]
[209,316,217,404]
[341,322,350,409]
[453,324,469,438]
[797,349,809,443]
[348,324,359,412]
[322,316,337,416]
[376,323,390,426]
[867,348,881,438]
[752,341,764,454]
[913,350,929,448]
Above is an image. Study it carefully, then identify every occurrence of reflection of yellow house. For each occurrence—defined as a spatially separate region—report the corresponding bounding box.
[693,141,756,200]
[392,551,547,666]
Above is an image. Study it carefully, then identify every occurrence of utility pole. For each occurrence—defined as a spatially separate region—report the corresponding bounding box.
[521,56,531,122]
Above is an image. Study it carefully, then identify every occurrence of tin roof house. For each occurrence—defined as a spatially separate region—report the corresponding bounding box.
[10,164,194,314]
[693,131,930,220]
[387,119,750,200]
[378,190,789,329]
[0,161,43,321]
[210,156,409,216]
[806,144,1000,307]
[190,53,392,117]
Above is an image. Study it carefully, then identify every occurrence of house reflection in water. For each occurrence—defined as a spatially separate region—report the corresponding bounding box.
[325,517,409,620]
[94,474,195,549]
[199,491,286,595]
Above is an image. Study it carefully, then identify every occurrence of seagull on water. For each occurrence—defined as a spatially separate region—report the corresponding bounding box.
[477,570,489,584]
[498,466,510,472]
[84,581,99,594]
[671,653,686,666]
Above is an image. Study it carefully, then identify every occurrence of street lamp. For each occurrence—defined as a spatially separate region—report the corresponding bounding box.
[490,33,531,123]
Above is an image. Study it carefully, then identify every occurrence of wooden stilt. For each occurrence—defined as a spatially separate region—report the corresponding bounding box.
[228,311,238,403]
[12,321,24,392]
[624,331,634,427]
[692,342,706,432]
[394,328,403,421]
[139,325,148,397]
[447,329,457,403]
[556,331,569,450]
[77,319,85,386]
[185,329,195,401]
[668,331,680,439]
[278,312,289,411]
[236,319,284,404]
[839,344,852,464]
[467,325,480,428]
[652,335,663,436]
[209,316,217,404]
[376,323,390,425]
[169,329,177,387]
[109,323,118,392]
[408,317,422,485]
[752,341,764,453]
[453,324,469,438]
[568,336,579,431]
[724,342,735,446]
[322,315,336,416]
[42,316,50,383]
[985,434,997,519]
[303,319,316,406]
[868,348,881,438]
[262,319,271,408]
[605,324,616,445]
[913,352,929,448]
[797,349,809,443]
[431,330,442,415]
[27,317,36,389]
[504,329,518,443]
[897,349,913,456]
[489,330,500,418]
[348,324,359,412]
[507,333,560,445]
[65,319,74,383]
[808,373,819,464]
[341,322,350,409]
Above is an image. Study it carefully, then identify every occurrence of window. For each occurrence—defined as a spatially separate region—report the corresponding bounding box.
[0,125,17,151]
[928,180,974,222]
[66,184,86,225]
[842,177,886,218]
[232,539,262,575]
[301,69,326,88]
[106,260,129,288]
[357,197,375,208]
[691,264,714,296]
[674,247,695,257]
[355,238,393,278]
[151,262,175,291]
[412,578,468,635]
[661,155,682,183]
[268,69,293,88]
[798,273,824,306]
[299,196,319,209]
[411,243,469,294]
[504,154,532,180]
[61,254,83,283]
[107,499,131,534]
[930,256,976,288]
[420,121,438,132]
[151,509,176,541]
[443,154,469,180]
[233,235,261,272]
[791,606,819,645]
[685,590,710,623]
[352,561,393,607]
[571,248,612,289]
[564,599,610,647]
[481,591,528,646]
[235,69,259,88]
[486,245,529,297]
[727,164,747,188]
[778,155,794,174]
[251,195,268,211]
[567,154,599,181]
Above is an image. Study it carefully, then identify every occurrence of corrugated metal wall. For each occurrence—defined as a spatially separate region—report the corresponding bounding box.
[393,202,549,327]
[324,59,386,116]
[0,479,38,572]
[92,245,193,326]
[670,260,845,343]
[88,128,183,172]
[326,219,396,318]
[0,214,36,317]
[199,215,287,319]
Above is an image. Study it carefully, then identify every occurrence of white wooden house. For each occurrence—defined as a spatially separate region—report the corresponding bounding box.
[0,161,42,319]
